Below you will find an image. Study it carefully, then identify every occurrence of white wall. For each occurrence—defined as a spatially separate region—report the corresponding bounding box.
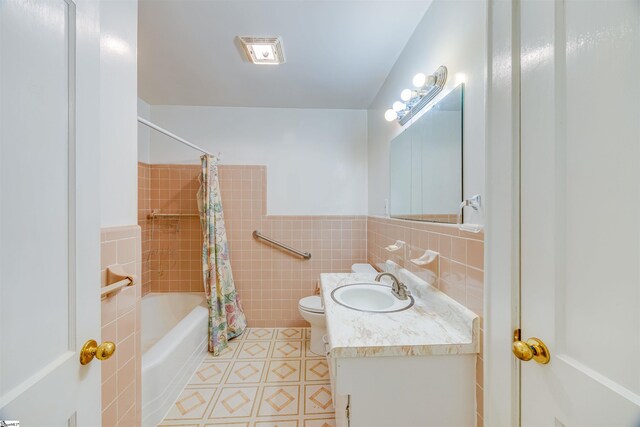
[99,0,138,227]
[138,98,151,163]
[367,0,486,225]
[147,106,368,215]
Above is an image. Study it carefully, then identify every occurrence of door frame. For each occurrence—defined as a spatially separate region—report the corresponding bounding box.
[484,0,521,425]
[74,0,103,419]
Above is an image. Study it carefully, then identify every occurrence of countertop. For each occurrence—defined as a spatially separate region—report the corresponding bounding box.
[320,271,479,358]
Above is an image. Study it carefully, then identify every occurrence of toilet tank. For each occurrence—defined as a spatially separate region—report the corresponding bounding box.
[351,263,376,274]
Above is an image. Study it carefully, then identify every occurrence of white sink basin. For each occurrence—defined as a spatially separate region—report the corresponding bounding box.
[330,283,414,313]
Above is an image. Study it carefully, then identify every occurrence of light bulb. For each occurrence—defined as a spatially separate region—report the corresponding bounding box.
[392,101,406,112]
[400,89,414,102]
[425,74,437,87]
[384,109,398,122]
[412,73,426,88]
[455,72,467,85]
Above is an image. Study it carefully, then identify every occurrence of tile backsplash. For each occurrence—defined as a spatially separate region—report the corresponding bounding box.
[367,216,483,316]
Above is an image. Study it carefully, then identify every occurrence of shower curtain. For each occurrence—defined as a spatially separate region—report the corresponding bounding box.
[197,154,247,355]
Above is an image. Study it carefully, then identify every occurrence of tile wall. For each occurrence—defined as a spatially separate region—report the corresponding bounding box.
[138,163,201,296]
[138,163,367,327]
[100,225,142,427]
[367,216,484,426]
[138,163,151,295]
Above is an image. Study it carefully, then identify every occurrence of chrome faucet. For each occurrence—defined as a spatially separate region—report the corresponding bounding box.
[375,272,410,300]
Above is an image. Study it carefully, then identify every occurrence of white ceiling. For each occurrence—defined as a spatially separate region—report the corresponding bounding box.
[138,0,432,109]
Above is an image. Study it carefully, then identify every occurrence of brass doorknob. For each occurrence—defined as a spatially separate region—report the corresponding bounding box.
[512,337,550,364]
[80,339,116,365]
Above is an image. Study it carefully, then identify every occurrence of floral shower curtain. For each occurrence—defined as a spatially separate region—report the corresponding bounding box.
[197,154,247,355]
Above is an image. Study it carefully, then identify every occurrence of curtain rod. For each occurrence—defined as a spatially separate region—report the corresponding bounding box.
[137,116,216,157]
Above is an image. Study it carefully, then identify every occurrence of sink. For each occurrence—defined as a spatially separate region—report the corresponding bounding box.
[330,283,414,313]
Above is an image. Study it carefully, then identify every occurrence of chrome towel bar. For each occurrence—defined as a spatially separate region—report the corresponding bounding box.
[253,230,311,260]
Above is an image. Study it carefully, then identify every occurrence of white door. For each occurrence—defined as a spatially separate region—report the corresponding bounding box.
[0,0,102,425]
[520,0,640,425]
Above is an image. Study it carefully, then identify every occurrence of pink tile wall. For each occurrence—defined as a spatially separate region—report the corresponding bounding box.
[140,163,201,295]
[367,216,484,426]
[220,166,367,327]
[100,225,142,427]
[138,163,367,327]
[138,163,151,296]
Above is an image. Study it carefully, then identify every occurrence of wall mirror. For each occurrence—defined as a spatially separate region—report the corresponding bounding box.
[389,84,463,223]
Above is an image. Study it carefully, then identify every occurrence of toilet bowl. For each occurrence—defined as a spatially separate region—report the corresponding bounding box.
[298,295,326,355]
[299,263,377,355]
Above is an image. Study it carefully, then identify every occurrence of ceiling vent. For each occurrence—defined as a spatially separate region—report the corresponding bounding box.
[238,36,286,65]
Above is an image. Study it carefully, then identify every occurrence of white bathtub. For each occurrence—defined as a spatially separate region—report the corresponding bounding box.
[141,292,208,427]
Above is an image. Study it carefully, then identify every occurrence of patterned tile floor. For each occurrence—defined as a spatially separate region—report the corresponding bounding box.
[159,328,336,427]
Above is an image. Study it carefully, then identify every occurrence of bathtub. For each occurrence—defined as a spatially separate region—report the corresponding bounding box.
[141,292,208,427]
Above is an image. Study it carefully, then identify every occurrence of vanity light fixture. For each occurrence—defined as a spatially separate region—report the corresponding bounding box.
[400,89,416,102]
[384,109,398,122]
[392,101,406,112]
[238,36,286,65]
[455,72,467,85]
[412,73,426,87]
[385,101,407,122]
[412,72,437,88]
[385,66,448,125]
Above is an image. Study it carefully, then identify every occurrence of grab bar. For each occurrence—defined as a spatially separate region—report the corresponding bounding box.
[252,230,311,260]
[148,212,199,219]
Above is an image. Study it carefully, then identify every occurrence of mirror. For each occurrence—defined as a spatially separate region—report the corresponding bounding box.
[389,84,463,223]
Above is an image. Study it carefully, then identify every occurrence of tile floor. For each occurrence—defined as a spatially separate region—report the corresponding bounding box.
[159,328,336,427]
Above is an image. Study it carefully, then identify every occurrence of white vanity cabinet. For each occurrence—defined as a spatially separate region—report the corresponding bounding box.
[327,349,476,427]
[320,269,480,427]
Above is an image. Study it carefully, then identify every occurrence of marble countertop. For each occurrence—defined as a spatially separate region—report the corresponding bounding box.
[320,272,479,358]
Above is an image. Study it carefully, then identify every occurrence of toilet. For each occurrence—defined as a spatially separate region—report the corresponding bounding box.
[299,263,377,355]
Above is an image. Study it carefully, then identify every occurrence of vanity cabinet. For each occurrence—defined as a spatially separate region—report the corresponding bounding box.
[320,269,480,427]
[326,351,476,427]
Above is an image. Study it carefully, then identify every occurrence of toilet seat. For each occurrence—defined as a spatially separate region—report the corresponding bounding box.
[299,295,324,313]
